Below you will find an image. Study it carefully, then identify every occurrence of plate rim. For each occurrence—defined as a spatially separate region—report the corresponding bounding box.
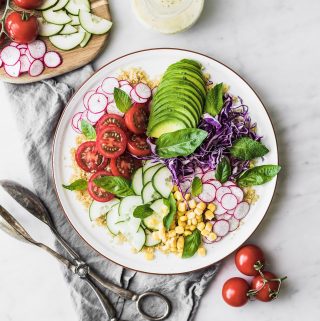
[52,47,279,275]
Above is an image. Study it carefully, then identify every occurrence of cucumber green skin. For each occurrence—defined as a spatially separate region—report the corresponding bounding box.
[131,167,144,195]
[37,0,59,11]
[152,167,173,199]
[141,181,161,203]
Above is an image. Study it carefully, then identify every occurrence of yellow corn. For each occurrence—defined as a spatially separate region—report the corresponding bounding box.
[188,199,197,209]
[152,232,160,240]
[187,211,195,219]
[184,231,192,236]
[178,220,186,227]
[205,222,213,232]
[180,215,187,222]
[173,185,179,192]
[175,226,185,234]
[145,251,155,260]
[177,236,184,250]
[198,247,206,256]
[207,203,216,212]
[196,214,203,222]
[168,230,176,238]
[204,210,214,220]
[197,222,205,231]
[178,201,187,212]
[201,229,209,237]
[197,201,207,211]
[177,211,185,217]
[208,232,217,241]
[189,225,196,231]
[174,191,183,201]
[194,207,203,216]
[184,193,191,201]
[185,225,190,230]
[191,218,197,226]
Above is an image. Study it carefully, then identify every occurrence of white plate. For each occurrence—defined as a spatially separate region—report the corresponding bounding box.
[52,48,278,274]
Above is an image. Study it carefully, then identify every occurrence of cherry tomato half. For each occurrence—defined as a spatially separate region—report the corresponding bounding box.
[95,114,126,133]
[96,126,127,158]
[75,141,108,173]
[127,134,151,157]
[110,153,138,179]
[124,103,148,134]
[88,171,114,202]
[222,277,250,307]
[13,0,43,10]
[235,244,265,276]
[251,271,280,302]
[5,11,39,44]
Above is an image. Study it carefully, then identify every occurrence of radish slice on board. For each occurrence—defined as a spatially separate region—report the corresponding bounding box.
[107,102,124,117]
[4,61,21,77]
[20,55,31,73]
[88,93,108,114]
[83,90,95,109]
[25,50,35,63]
[1,46,20,66]
[102,77,119,94]
[71,112,83,133]
[230,186,244,203]
[223,181,236,187]
[86,110,105,124]
[17,44,27,49]
[202,170,215,182]
[221,193,238,210]
[229,217,240,232]
[120,84,133,96]
[198,183,216,203]
[216,186,231,202]
[29,60,44,77]
[213,220,230,237]
[134,83,151,99]
[213,201,227,215]
[207,180,222,190]
[130,88,148,103]
[10,41,19,47]
[119,80,129,86]
[28,40,46,59]
[43,51,62,68]
[234,202,250,220]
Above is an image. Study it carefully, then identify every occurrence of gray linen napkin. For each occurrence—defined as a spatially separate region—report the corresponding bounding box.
[4,66,219,321]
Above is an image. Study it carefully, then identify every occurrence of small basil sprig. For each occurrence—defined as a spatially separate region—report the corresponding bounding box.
[237,165,281,187]
[81,120,96,140]
[191,177,202,197]
[163,194,176,231]
[114,88,132,113]
[230,137,269,161]
[133,204,154,219]
[204,83,224,116]
[63,179,88,191]
[215,157,231,183]
[156,128,208,158]
[94,176,135,197]
[182,229,201,258]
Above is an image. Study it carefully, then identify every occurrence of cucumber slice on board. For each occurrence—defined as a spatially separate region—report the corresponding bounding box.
[60,24,78,35]
[145,229,161,247]
[66,0,90,15]
[69,14,80,25]
[79,10,112,35]
[142,182,161,204]
[49,30,85,50]
[37,0,58,10]
[118,196,143,221]
[152,166,173,198]
[52,0,70,11]
[38,18,64,36]
[143,164,164,185]
[80,29,92,47]
[89,198,120,221]
[105,204,122,235]
[132,167,144,195]
[42,9,72,25]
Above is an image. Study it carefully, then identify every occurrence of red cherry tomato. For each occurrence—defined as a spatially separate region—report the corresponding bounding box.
[95,114,126,133]
[88,171,114,202]
[127,134,151,157]
[222,277,250,307]
[0,26,6,46]
[110,153,138,179]
[124,103,148,134]
[13,0,43,10]
[75,141,108,173]
[5,11,39,44]
[251,271,280,302]
[96,126,127,158]
[235,244,265,276]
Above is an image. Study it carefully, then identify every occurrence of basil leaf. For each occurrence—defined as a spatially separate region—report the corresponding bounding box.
[230,137,269,160]
[133,204,153,219]
[191,177,202,197]
[62,179,87,191]
[215,157,231,183]
[237,165,281,187]
[81,120,96,140]
[156,128,208,158]
[114,88,132,113]
[204,83,224,116]
[182,229,201,258]
[94,176,135,197]
[163,193,176,231]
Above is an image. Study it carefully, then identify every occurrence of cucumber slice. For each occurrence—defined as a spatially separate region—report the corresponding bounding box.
[49,30,85,50]
[143,164,164,185]
[89,198,120,221]
[43,9,72,25]
[150,199,170,216]
[38,17,63,36]
[131,227,146,251]
[37,0,58,10]
[66,0,90,15]
[143,160,161,173]
[118,196,143,221]
[69,14,80,25]
[145,229,161,247]
[143,212,163,231]
[106,204,122,235]
[79,26,92,47]
[79,10,112,35]
[60,24,77,35]
[142,182,161,204]
[152,166,173,198]
[52,0,70,11]
[132,167,144,195]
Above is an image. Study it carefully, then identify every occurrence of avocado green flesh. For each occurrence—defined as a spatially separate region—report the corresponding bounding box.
[148,118,187,138]
[166,64,204,79]
[179,59,202,69]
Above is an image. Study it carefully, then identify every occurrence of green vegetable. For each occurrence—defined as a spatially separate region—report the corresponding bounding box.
[114,88,132,113]
[133,204,154,219]
[182,229,201,258]
[237,165,281,187]
[215,157,231,183]
[230,137,269,160]
[62,179,87,191]
[191,177,202,197]
[163,193,176,231]
[94,176,135,197]
[81,119,96,140]
[204,83,224,116]
[156,128,208,158]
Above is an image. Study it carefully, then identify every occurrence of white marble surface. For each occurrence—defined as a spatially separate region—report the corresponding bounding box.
[0,0,319,320]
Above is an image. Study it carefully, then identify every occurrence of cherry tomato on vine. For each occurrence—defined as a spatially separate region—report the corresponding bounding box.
[0,26,6,46]
[124,103,149,134]
[13,0,43,10]
[251,271,280,302]
[88,171,114,202]
[222,277,250,307]
[235,244,265,276]
[5,11,39,44]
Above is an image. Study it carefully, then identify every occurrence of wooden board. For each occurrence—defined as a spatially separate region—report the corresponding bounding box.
[0,0,111,84]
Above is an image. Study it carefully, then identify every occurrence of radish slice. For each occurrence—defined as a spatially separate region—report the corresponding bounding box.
[28,40,46,59]
[0,57,3,68]
[10,42,19,47]
[229,217,240,232]
[213,201,227,215]
[234,202,250,220]
[86,110,105,124]
[207,180,222,190]
[88,93,108,114]
[43,51,62,68]
[230,186,244,203]
[102,77,119,94]
[81,110,95,125]
[71,112,83,133]
[152,86,158,96]
[223,181,236,187]
[216,186,232,203]
[202,170,215,182]
[120,84,133,96]
[134,83,151,99]
[213,220,229,237]
[17,44,27,49]
[107,102,124,117]
[119,80,129,86]
[97,87,114,103]
[221,193,238,210]
[20,55,31,73]
[19,48,27,55]
[227,209,235,215]
[198,183,216,203]
[130,88,148,103]
[215,236,222,242]
[194,167,204,175]
[29,60,44,77]
[25,50,35,63]
[4,61,21,77]
[216,213,232,220]
[1,46,20,66]
[83,90,95,109]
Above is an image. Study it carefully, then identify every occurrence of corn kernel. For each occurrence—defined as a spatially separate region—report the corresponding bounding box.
[197,201,207,210]
[180,215,187,222]
[145,251,155,260]
[177,211,185,217]
[170,220,176,230]
[178,201,187,212]
[177,236,184,250]
[152,232,160,240]
[174,191,183,201]
[184,230,192,236]
[198,247,206,256]
[208,232,217,241]
[185,225,190,230]
[175,226,185,234]
[197,222,205,231]
[207,203,216,212]
[187,219,192,225]
[168,230,176,238]
[189,225,196,231]
[191,218,197,226]
[185,193,191,201]
[201,229,209,237]
[170,237,177,249]
[187,211,195,219]
[188,199,196,209]
[178,220,186,227]
[173,185,179,192]
[204,210,214,220]
[194,207,203,216]
[205,222,213,232]
[196,214,203,222]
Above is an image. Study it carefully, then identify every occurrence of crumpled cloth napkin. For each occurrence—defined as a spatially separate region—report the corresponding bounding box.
[4,66,219,321]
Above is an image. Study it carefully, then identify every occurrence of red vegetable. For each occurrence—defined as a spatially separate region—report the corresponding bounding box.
[13,0,43,10]
[222,277,250,307]
[124,103,148,134]
[88,171,114,202]
[110,153,138,179]
[127,134,151,157]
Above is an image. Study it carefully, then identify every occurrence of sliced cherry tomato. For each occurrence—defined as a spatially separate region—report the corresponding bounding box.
[124,103,148,134]
[96,114,126,133]
[235,244,265,276]
[110,153,138,179]
[88,171,114,202]
[13,0,43,10]
[251,271,280,302]
[75,141,108,173]
[103,158,112,174]
[96,126,127,158]
[222,277,250,307]
[127,134,151,157]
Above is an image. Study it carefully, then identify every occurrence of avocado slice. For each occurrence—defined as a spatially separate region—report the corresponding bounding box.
[147,117,188,138]
[162,71,206,92]
[179,59,202,69]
